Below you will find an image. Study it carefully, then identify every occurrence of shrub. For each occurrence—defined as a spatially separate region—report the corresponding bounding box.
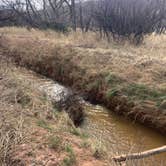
[62,145,76,166]
[48,136,62,151]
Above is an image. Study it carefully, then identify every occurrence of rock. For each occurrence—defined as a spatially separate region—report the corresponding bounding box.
[159,100,166,110]
[64,95,85,126]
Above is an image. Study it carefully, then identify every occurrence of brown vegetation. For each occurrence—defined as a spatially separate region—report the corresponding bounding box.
[0,55,106,166]
[0,27,166,135]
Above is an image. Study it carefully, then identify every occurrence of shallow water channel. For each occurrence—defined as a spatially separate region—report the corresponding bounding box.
[82,103,166,163]
[18,70,166,165]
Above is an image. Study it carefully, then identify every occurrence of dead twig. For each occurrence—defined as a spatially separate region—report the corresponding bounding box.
[112,145,166,162]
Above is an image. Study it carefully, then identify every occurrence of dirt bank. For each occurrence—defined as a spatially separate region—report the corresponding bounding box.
[0,27,166,134]
[0,58,107,166]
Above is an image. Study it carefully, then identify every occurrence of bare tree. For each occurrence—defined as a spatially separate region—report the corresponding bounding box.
[77,0,95,32]
[0,0,165,39]
[1,0,69,31]
[93,0,166,44]
[64,0,76,31]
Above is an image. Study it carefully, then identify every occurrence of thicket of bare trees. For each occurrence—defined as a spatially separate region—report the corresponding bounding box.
[0,0,166,43]
[94,0,166,44]
[0,0,71,32]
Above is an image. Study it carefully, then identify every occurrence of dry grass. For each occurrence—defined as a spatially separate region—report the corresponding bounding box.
[0,57,56,165]
[0,28,165,165]
[0,58,107,165]
[0,26,166,134]
[0,26,165,88]
[1,27,165,103]
[0,64,27,165]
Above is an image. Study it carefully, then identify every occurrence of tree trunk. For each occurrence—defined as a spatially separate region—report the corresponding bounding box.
[79,1,84,32]
[71,0,76,31]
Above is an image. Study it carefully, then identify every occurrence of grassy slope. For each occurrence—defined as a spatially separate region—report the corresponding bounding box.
[0,27,166,134]
[0,57,106,166]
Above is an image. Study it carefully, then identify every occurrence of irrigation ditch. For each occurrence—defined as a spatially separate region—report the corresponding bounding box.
[1,42,166,135]
[10,67,166,165]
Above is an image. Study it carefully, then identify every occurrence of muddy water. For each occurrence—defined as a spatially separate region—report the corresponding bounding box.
[17,70,166,164]
[82,104,166,163]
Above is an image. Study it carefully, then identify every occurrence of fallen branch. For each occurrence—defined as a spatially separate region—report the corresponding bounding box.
[113,145,166,162]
